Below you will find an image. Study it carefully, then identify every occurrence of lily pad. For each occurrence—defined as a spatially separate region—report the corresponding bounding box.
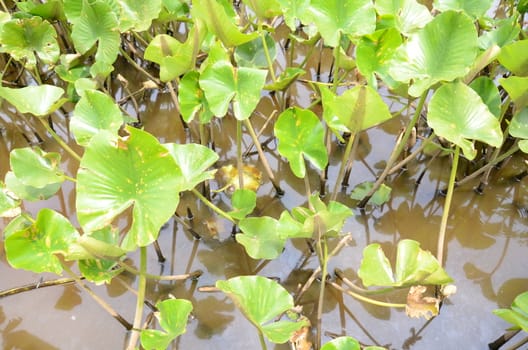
[321,337,360,350]
[389,10,478,97]
[71,89,124,146]
[500,76,528,110]
[498,39,528,77]
[178,70,214,123]
[358,239,453,287]
[0,84,66,116]
[4,171,62,201]
[433,0,493,18]
[264,67,305,91]
[216,276,307,344]
[10,147,64,188]
[140,299,193,350]
[234,33,276,69]
[469,76,501,118]
[276,0,311,31]
[144,33,194,82]
[274,107,327,178]
[228,189,257,220]
[375,0,432,35]
[307,0,376,47]
[199,60,267,120]
[350,182,392,206]
[493,291,528,332]
[76,126,181,250]
[4,209,80,274]
[427,81,503,160]
[116,0,162,32]
[0,181,20,218]
[242,0,282,19]
[509,108,528,141]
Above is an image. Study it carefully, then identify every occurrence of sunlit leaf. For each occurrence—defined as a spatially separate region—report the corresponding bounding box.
[320,85,393,139]
[200,60,267,120]
[4,209,80,274]
[308,193,352,236]
[276,0,310,31]
[242,0,282,19]
[141,299,193,350]
[433,0,493,18]
[0,16,59,68]
[163,143,219,191]
[234,33,276,69]
[4,171,62,201]
[71,89,124,146]
[191,0,258,47]
[427,81,503,160]
[509,108,528,153]
[469,76,501,117]
[478,17,520,50]
[76,126,181,250]
[356,28,402,88]
[308,0,376,46]
[10,147,64,188]
[498,40,528,77]
[350,182,392,206]
[216,276,307,343]
[358,239,453,287]
[500,76,528,110]
[264,67,305,91]
[17,0,65,21]
[237,216,283,259]
[389,10,478,97]
[321,336,360,350]
[178,71,214,123]
[0,84,65,116]
[116,0,162,32]
[493,291,528,332]
[0,181,20,218]
[375,0,433,35]
[228,189,257,220]
[275,107,327,178]
[144,33,194,82]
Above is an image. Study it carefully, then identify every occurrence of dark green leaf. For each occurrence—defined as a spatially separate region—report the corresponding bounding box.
[228,189,257,220]
[234,33,276,69]
[469,76,501,117]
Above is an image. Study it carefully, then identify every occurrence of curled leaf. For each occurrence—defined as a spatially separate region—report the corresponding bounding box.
[405,285,440,320]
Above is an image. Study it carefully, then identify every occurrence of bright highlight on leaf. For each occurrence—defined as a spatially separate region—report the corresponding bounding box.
[0,85,65,116]
[493,291,528,333]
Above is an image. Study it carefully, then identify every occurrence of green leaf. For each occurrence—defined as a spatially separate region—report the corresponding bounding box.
[70,0,120,77]
[76,126,181,250]
[321,336,361,350]
[144,33,194,82]
[493,291,528,332]
[478,17,520,50]
[237,216,284,259]
[308,0,376,46]
[4,209,80,274]
[199,60,267,120]
[275,107,327,178]
[276,0,310,31]
[242,0,282,19]
[264,67,305,91]
[116,0,162,32]
[216,276,307,344]
[234,33,276,69]
[4,171,62,201]
[509,108,528,140]
[308,194,352,236]
[141,299,193,350]
[0,181,20,218]
[358,239,453,287]
[350,182,392,206]
[191,0,258,47]
[0,16,59,68]
[498,40,528,77]
[320,85,393,138]
[375,0,432,35]
[10,147,64,188]
[0,84,65,116]
[356,28,402,88]
[427,81,503,160]
[228,189,257,220]
[389,10,478,97]
[71,89,124,146]
[178,71,214,123]
[433,0,493,18]
[469,76,501,117]
[162,143,219,191]
[500,76,528,110]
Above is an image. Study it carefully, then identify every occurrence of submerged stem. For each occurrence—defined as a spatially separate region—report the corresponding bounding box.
[38,118,82,162]
[437,146,460,267]
[192,188,236,223]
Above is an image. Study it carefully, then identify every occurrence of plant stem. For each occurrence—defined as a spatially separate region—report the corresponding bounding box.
[258,329,268,350]
[437,146,460,267]
[237,120,244,189]
[329,282,407,308]
[127,246,147,350]
[192,188,236,223]
[259,23,276,83]
[330,131,356,201]
[315,235,328,350]
[119,47,161,86]
[0,277,78,298]
[38,118,82,162]
[243,119,284,195]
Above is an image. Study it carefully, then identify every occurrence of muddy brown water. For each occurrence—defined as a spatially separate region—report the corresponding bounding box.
[1,3,527,349]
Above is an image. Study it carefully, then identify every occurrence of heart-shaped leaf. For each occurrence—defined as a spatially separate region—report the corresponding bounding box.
[509,108,528,141]
[469,76,501,117]
[76,126,181,250]
[433,0,493,18]
[216,276,307,344]
[228,189,257,220]
[274,107,327,178]
[162,143,219,191]
[4,209,80,274]
[140,299,193,350]
[199,60,267,120]
[350,182,392,206]
[237,216,284,259]
[4,171,62,201]
[264,67,305,91]
[501,76,528,110]
[389,10,478,97]
[71,89,124,146]
[275,0,310,30]
[0,85,65,116]
[307,0,376,47]
[0,16,59,68]
[375,0,432,35]
[358,239,453,287]
[10,147,64,188]
[427,81,503,160]
[498,39,528,77]
[242,0,282,19]
[116,0,162,32]
[493,291,528,332]
[0,181,20,218]
[178,71,214,123]
[144,33,194,82]
[478,17,520,50]
[234,33,276,69]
